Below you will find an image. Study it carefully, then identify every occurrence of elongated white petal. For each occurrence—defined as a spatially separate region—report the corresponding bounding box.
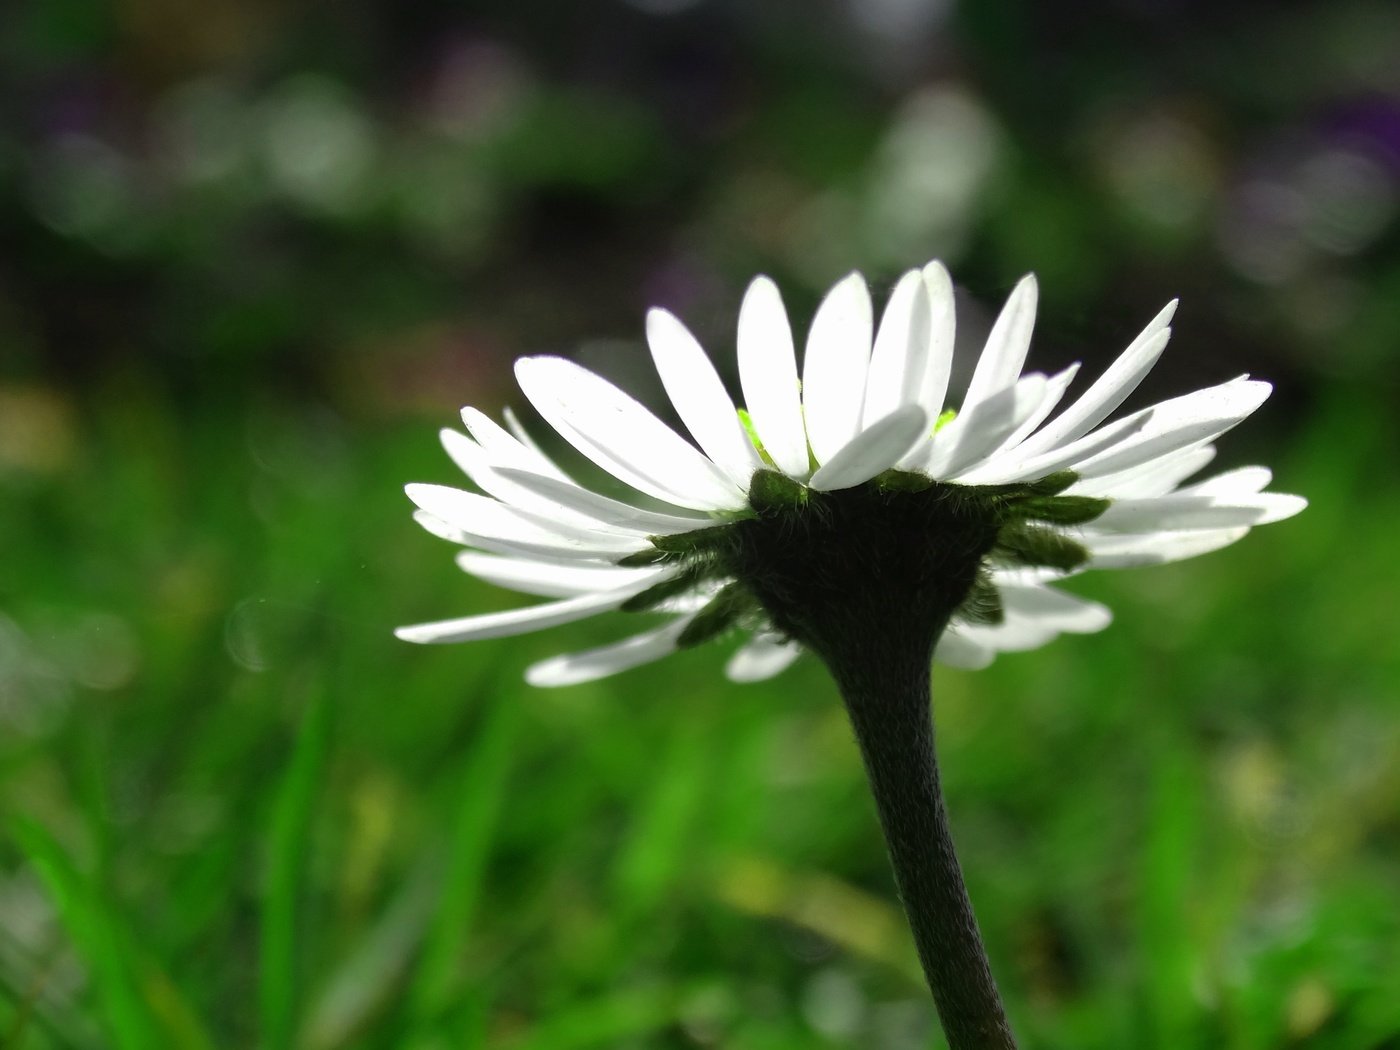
[455,551,663,598]
[803,272,873,464]
[861,270,931,426]
[737,276,809,478]
[458,532,637,565]
[515,357,746,511]
[406,484,645,554]
[1073,379,1272,479]
[460,407,571,481]
[999,585,1112,633]
[1084,527,1251,568]
[960,274,1037,417]
[990,565,1072,587]
[932,374,1049,478]
[957,618,1059,652]
[397,585,645,644]
[413,509,468,544]
[934,628,995,670]
[1175,466,1272,498]
[919,261,956,418]
[492,466,711,535]
[647,308,762,488]
[992,363,1080,457]
[726,634,801,682]
[440,429,622,531]
[1013,300,1176,457]
[1092,492,1306,532]
[808,405,928,491]
[525,617,695,687]
[895,262,956,469]
[1071,442,1215,498]
[957,410,1151,485]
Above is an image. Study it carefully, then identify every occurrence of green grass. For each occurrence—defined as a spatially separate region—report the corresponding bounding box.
[0,377,1397,1049]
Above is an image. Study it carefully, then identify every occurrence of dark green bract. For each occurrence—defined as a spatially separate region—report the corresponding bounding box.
[628,469,1109,658]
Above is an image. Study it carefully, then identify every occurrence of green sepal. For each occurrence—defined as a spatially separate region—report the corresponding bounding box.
[677,582,749,648]
[620,564,710,613]
[876,469,936,494]
[1020,470,1079,497]
[956,571,1004,625]
[617,548,671,567]
[649,523,739,557]
[992,524,1091,571]
[1009,495,1110,526]
[934,407,958,432]
[747,469,808,515]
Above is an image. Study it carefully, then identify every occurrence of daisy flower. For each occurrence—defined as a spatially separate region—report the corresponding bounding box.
[397,262,1305,686]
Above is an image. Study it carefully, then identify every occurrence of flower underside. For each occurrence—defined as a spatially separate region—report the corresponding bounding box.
[397,259,1307,686]
[621,467,1108,663]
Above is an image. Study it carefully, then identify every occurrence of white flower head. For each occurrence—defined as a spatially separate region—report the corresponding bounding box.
[398,262,1306,686]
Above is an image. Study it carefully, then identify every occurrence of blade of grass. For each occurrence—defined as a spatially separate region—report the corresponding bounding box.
[1137,746,1201,1049]
[407,690,521,1028]
[260,689,333,1050]
[8,816,157,1050]
[301,859,440,1050]
[611,726,708,920]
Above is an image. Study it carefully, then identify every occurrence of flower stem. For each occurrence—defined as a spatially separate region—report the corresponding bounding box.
[825,641,1017,1050]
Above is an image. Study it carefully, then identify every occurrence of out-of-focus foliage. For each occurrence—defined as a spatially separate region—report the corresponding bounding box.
[1,0,1397,1047]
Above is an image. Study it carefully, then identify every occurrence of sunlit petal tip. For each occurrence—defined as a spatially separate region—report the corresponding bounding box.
[1259,492,1308,523]
[524,619,691,687]
[725,635,801,683]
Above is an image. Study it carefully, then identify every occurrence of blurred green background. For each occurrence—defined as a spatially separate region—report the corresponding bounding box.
[1,0,1398,1047]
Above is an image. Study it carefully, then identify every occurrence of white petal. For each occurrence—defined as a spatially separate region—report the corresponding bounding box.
[737,276,810,478]
[405,483,645,555]
[956,410,1150,485]
[396,586,645,645]
[413,509,468,544]
[514,356,746,512]
[492,466,711,535]
[919,261,956,419]
[726,634,802,682]
[1091,492,1307,531]
[990,565,1072,587]
[524,617,694,687]
[992,363,1081,456]
[1072,443,1216,498]
[956,618,1059,653]
[934,628,996,670]
[895,262,956,469]
[803,272,873,464]
[861,270,931,426]
[647,308,762,489]
[1012,300,1176,457]
[959,274,1037,417]
[999,585,1112,633]
[931,374,1049,478]
[413,511,630,565]
[439,429,621,531]
[1072,379,1272,479]
[455,551,663,598]
[1084,527,1251,569]
[1175,466,1272,498]
[808,405,929,491]
[460,407,570,481]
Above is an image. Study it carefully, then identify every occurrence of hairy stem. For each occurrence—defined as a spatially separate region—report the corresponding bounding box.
[825,642,1017,1050]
